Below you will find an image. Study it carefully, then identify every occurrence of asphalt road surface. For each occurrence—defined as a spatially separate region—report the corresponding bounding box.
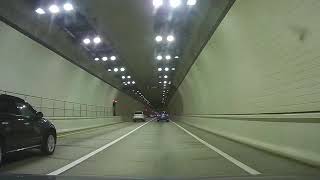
[1,120,320,178]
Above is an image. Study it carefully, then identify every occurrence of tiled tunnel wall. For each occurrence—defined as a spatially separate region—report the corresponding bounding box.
[169,0,320,167]
[0,20,144,132]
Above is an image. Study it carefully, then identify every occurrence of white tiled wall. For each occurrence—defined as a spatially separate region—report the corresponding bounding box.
[170,0,320,114]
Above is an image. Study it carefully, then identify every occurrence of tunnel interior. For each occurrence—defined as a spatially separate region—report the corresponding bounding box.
[0,0,320,179]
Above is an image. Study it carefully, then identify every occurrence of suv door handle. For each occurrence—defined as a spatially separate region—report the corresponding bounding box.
[1,122,9,125]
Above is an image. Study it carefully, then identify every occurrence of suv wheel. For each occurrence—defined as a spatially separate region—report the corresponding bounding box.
[41,132,56,155]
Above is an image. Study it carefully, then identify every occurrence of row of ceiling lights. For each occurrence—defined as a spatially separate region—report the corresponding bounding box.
[159,75,168,79]
[158,67,175,71]
[83,36,101,44]
[34,2,145,104]
[153,0,197,105]
[94,55,117,61]
[35,3,121,72]
[156,55,179,60]
[106,67,125,72]
[35,3,74,14]
[159,81,172,84]
[82,37,120,65]
[153,0,197,8]
[155,35,175,43]
[132,90,150,105]
[121,75,136,85]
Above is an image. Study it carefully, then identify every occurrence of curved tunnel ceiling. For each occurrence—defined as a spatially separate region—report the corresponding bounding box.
[0,0,234,108]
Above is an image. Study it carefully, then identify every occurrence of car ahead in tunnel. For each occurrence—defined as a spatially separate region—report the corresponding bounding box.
[133,111,146,122]
[157,111,169,122]
[0,94,57,165]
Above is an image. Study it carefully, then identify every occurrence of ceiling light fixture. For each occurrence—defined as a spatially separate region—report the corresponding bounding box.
[120,67,125,72]
[93,36,101,44]
[170,0,181,8]
[132,81,136,84]
[155,35,163,42]
[108,69,112,72]
[48,4,60,14]
[83,38,91,44]
[167,35,175,42]
[110,56,116,61]
[122,76,126,79]
[158,68,162,71]
[171,67,175,71]
[156,55,163,60]
[165,55,171,60]
[187,0,197,6]
[164,67,169,71]
[174,56,179,59]
[94,57,99,61]
[153,0,163,8]
[127,76,131,79]
[63,3,74,11]
[102,57,108,61]
[35,8,46,14]
[114,68,119,72]
[164,75,168,78]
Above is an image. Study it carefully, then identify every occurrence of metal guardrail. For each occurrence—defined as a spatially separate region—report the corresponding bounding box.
[0,89,112,117]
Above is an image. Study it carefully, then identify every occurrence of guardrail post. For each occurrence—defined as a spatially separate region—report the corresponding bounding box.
[63,101,66,117]
[40,97,43,112]
[86,104,88,117]
[52,101,55,117]
[72,103,74,117]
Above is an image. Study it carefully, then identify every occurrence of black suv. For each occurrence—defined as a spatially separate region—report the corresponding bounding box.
[0,94,57,165]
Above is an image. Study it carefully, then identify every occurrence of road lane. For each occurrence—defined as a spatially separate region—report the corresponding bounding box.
[62,121,248,177]
[0,122,142,174]
[1,119,319,178]
[176,121,320,176]
[48,120,151,175]
[172,121,261,175]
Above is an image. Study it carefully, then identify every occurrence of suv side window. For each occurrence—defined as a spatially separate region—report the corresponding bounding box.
[15,102,36,118]
[0,99,18,114]
[0,100,9,113]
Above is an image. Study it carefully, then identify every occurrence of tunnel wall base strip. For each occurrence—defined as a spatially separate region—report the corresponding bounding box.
[174,116,320,168]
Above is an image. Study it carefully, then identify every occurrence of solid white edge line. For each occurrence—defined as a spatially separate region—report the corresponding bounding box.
[47,120,151,176]
[172,121,261,175]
